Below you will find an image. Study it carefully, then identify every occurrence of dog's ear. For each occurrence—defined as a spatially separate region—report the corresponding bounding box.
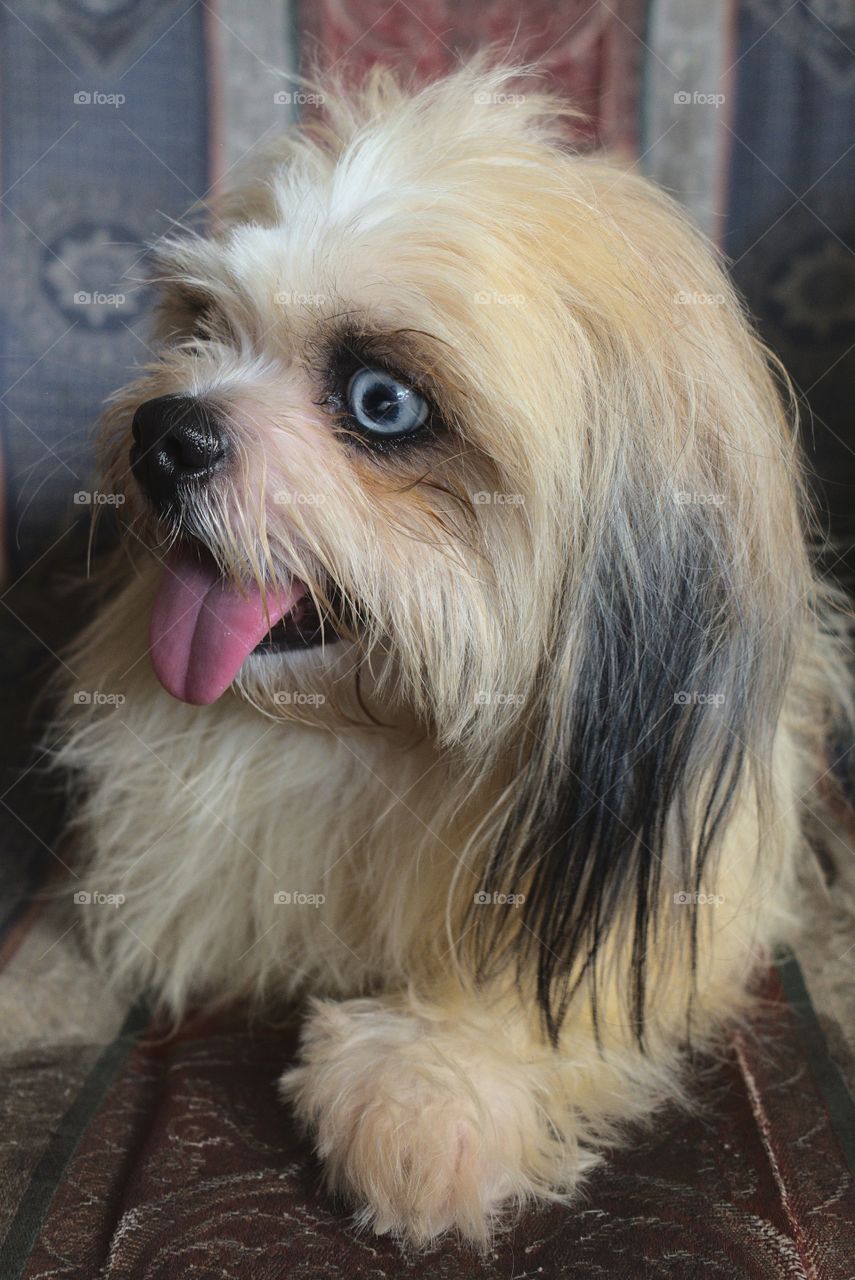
[476,499,766,1045]
[471,483,812,1047]
[465,176,826,1045]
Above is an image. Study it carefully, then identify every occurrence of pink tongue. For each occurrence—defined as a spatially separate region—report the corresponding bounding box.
[149,547,303,705]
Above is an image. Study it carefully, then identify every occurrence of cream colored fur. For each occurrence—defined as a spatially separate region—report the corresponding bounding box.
[52,63,850,1247]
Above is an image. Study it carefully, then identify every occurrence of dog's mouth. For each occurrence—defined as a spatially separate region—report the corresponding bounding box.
[149,542,336,705]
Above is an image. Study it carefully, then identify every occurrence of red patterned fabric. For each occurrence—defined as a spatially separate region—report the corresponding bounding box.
[10,970,855,1279]
[301,0,646,153]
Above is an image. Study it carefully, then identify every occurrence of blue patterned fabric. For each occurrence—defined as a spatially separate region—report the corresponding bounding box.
[725,0,855,590]
[3,1,853,592]
[0,0,209,577]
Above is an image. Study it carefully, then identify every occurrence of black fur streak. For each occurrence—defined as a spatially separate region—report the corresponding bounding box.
[472,515,776,1051]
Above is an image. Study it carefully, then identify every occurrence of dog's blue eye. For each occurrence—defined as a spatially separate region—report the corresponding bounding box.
[347,367,429,438]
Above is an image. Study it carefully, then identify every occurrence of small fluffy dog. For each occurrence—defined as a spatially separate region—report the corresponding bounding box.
[56,64,850,1246]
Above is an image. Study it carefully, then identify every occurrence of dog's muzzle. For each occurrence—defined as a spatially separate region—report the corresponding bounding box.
[130,394,229,512]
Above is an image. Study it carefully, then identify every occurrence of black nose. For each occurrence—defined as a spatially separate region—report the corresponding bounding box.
[130,395,229,511]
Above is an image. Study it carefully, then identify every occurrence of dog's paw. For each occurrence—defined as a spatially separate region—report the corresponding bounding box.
[280,996,593,1247]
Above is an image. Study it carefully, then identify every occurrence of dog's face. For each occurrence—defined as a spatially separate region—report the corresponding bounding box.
[101,66,801,761]
[104,71,593,741]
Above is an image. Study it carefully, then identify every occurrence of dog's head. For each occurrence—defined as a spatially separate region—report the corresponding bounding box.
[101,63,818,1036]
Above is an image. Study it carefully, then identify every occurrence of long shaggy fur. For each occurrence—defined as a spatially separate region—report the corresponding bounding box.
[52,62,851,1246]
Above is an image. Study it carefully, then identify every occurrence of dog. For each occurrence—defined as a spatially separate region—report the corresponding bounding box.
[54,62,851,1246]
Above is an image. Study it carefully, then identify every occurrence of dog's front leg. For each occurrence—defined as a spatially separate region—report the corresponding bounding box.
[280,988,604,1246]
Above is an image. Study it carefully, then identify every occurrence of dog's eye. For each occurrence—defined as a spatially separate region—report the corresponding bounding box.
[346,367,429,439]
